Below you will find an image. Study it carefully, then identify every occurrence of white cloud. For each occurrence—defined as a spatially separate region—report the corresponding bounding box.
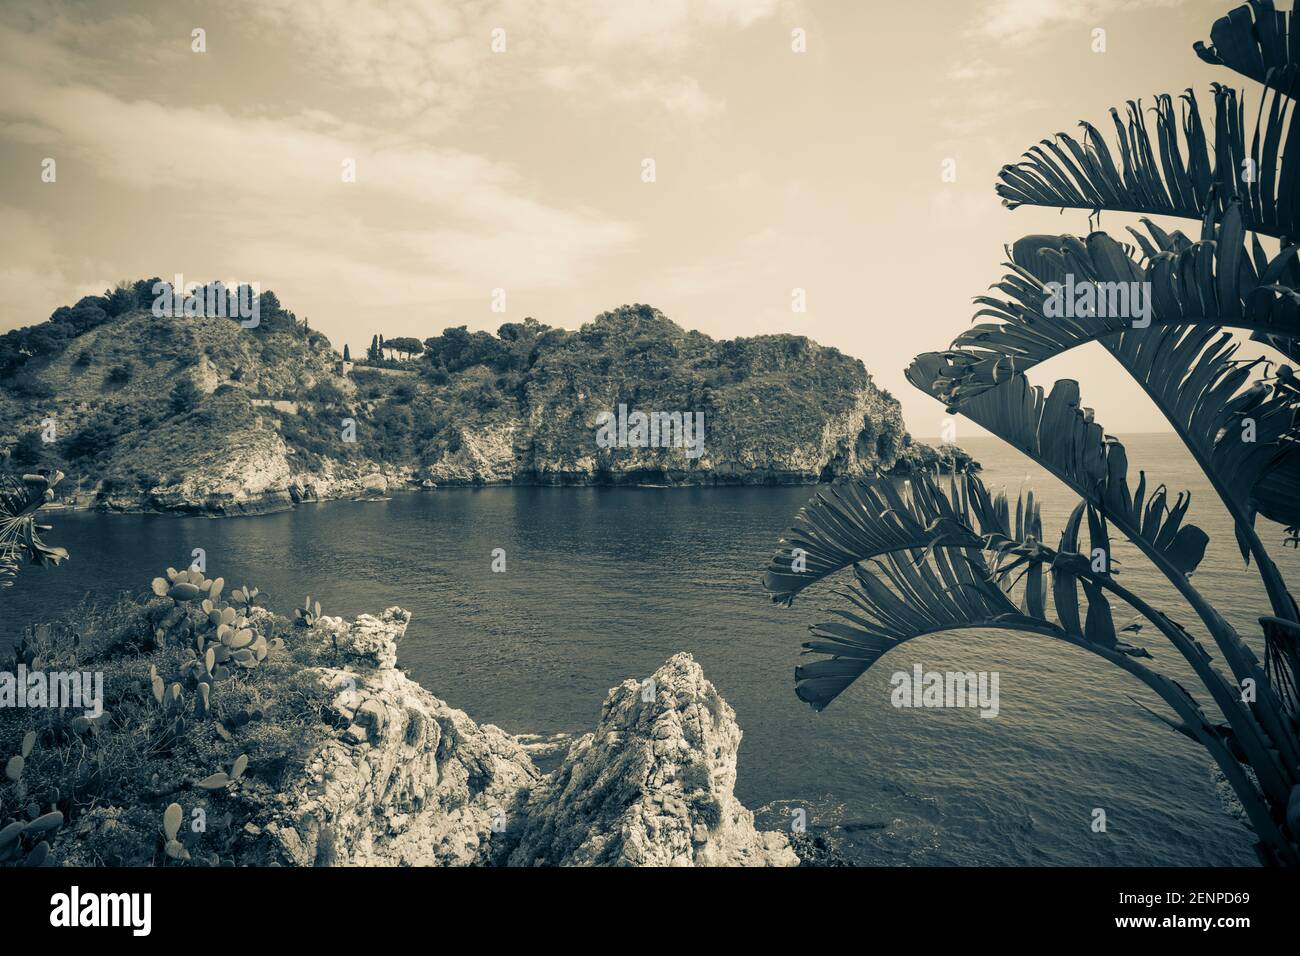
[0,14,638,323]
[947,59,1010,81]
[972,0,1187,45]
[241,0,781,123]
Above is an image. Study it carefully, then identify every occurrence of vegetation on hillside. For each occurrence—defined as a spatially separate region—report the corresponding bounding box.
[2,296,970,499]
[1,563,334,866]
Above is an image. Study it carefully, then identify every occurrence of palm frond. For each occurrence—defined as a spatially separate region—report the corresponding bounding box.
[795,547,1061,710]
[763,471,1015,605]
[903,364,1300,759]
[952,211,1300,376]
[996,83,1300,239]
[0,472,69,588]
[1195,1,1300,98]
[917,210,1300,550]
[1258,615,1300,712]
[793,499,1166,710]
[903,367,1211,579]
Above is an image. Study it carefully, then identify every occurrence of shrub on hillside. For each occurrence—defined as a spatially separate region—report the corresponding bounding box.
[306,380,345,405]
[10,431,46,467]
[3,371,54,399]
[168,378,202,416]
[105,363,133,387]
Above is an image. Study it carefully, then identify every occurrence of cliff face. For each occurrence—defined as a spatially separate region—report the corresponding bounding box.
[1,301,976,514]
[266,610,796,867]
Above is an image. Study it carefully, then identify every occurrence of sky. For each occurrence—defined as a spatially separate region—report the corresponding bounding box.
[0,0,1259,437]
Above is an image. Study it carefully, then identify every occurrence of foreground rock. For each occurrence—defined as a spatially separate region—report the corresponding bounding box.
[270,611,796,866]
[504,653,798,866]
[267,609,538,866]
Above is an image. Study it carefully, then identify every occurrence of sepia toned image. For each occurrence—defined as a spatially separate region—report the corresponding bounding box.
[0,0,1294,937]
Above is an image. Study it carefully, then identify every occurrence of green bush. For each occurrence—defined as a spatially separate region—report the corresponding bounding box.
[10,431,46,467]
[4,372,54,399]
[105,363,133,387]
[307,380,345,405]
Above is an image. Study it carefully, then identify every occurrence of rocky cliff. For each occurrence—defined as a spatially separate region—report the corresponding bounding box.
[1,296,976,514]
[265,609,797,867]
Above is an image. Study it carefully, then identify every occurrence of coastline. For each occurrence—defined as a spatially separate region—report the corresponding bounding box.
[49,457,980,518]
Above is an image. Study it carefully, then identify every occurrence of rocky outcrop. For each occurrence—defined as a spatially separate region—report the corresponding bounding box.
[267,610,796,867]
[503,653,798,866]
[423,422,518,485]
[266,609,538,866]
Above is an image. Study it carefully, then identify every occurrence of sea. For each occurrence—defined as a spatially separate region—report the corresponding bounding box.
[3,433,1285,866]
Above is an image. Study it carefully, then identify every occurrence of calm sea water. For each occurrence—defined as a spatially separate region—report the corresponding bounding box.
[3,434,1286,866]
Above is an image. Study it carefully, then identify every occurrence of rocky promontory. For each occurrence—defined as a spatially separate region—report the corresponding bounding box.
[1,291,976,515]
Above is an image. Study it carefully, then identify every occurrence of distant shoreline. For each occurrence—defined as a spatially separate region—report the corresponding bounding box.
[42,467,980,519]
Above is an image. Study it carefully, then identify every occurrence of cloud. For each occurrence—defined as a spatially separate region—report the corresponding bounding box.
[0,13,637,324]
[241,0,780,123]
[947,59,1010,81]
[971,0,1187,46]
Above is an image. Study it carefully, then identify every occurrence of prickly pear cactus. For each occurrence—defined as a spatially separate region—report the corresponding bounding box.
[294,595,323,628]
[1,732,62,867]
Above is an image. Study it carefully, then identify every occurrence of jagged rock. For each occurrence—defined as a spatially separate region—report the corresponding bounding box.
[269,614,796,867]
[314,608,410,669]
[268,609,538,866]
[502,652,798,867]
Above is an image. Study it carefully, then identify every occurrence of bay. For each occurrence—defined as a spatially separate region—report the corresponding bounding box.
[3,433,1284,865]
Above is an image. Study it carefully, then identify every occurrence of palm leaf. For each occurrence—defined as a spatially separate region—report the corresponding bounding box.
[764,472,1014,605]
[903,363,1300,760]
[0,473,68,588]
[922,211,1300,547]
[796,547,1061,710]
[954,213,1300,372]
[1195,1,1300,99]
[997,83,1300,239]
[795,507,1155,710]
[904,366,1211,582]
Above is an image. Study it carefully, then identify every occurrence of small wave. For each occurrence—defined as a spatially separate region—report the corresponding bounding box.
[513,731,574,755]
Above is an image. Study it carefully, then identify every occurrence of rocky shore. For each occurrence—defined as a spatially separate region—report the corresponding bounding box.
[27,601,799,867]
[268,609,798,866]
[84,440,978,518]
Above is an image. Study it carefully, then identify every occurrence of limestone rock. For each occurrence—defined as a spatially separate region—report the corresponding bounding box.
[504,652,798,867]
[267,613,796,867]
[269,609,538,866]
[315,607,410,669]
